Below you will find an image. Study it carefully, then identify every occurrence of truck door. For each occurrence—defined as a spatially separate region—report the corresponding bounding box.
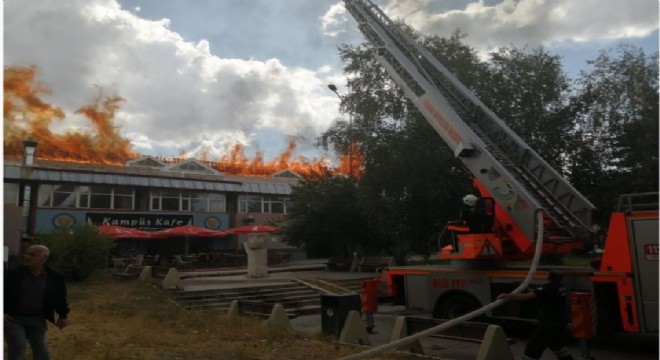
[630,216,659,333]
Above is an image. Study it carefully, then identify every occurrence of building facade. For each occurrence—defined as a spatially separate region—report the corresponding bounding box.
[4,144,301,262]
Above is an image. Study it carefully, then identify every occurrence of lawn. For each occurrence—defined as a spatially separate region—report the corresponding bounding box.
[40,271,413,360]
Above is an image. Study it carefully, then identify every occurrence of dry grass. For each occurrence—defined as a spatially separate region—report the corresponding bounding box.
[42,272,416,360]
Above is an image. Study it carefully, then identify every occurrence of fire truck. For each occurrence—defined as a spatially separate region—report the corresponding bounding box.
[343,0,658,336]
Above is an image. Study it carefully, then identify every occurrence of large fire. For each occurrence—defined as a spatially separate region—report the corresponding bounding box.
[4,65,361,179]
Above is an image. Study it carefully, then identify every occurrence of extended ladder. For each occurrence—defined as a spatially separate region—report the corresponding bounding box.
[343,0,595,250]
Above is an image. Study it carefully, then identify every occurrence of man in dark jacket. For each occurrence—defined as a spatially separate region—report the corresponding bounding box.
[498,271,574,360]
[4,244,70,360]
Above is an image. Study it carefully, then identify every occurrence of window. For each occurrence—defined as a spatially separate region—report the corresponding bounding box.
[238,195,288,214]
[265,197,286,213]
[150,191,225,212]
[113,187,134,210]
[38,184,134,210]
[150,190,180,211]
[191,193,226,212]
[238,195,262,213]
[89,185,112,209]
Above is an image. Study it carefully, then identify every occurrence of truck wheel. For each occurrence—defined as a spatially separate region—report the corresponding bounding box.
[433,294,481,320]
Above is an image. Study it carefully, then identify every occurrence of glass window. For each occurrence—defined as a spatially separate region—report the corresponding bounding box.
[53,184,77,207]
[239,195,263,213]
[161,197,179,211]
[89,186,113,209]
[90,193,111,208]
[38,184,54,207]
[151,196,161,210]
[114,194,133,210]
[191,197,208,212]
[209,193,226,212]
[77,186,91,208]
[189,193,226,212]
[36,184,134,210]
[270,200,285,213]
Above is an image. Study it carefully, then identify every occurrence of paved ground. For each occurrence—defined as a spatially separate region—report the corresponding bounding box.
[175,260,659,360]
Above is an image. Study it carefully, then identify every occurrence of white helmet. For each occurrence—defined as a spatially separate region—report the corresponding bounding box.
[462,194,478,206]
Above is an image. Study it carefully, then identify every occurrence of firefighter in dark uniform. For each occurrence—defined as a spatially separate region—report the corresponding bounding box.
[498,271,575,360]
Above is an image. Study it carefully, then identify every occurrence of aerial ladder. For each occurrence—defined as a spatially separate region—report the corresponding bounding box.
[342,0,596,261]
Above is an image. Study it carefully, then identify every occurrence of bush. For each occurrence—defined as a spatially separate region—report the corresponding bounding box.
[38,225,115,281]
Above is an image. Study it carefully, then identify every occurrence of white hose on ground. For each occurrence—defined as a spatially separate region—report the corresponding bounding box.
[339,211,545,360]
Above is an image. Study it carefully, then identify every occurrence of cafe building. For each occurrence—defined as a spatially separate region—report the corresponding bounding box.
[3,140,302,262]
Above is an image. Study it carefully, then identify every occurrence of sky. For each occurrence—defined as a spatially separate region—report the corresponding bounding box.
[4,0,659,165]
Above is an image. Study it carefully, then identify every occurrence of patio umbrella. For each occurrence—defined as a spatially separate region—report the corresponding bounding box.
[228,224,281,234]
[152,225,230,255]
[97,224,155,239]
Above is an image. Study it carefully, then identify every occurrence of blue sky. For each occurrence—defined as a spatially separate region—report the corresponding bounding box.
[5,0,658,164]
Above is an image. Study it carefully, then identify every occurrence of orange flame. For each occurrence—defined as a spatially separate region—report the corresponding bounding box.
[4,66,137,164]
[4,65,358,179]
[338,143,362,179]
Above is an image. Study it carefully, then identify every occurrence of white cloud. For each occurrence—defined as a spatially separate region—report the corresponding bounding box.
[4,0,345,160]
[383,0,658,53]
[321,0,658,56]
[320,2,349,37]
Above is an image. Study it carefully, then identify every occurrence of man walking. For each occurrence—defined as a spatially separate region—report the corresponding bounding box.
[498,271,575,360]
[4,244,70,360]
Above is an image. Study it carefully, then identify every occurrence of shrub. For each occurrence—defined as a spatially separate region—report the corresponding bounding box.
[38,225,115,281]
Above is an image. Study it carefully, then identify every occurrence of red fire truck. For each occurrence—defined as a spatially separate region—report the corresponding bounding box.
[343,0,658,336]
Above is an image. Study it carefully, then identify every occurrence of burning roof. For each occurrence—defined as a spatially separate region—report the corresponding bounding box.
[4,65,361,179]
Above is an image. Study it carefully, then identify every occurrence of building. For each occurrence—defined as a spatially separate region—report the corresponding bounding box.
[3,140,303,262]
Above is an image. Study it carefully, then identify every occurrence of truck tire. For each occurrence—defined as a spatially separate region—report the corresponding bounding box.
[433,294,481,320]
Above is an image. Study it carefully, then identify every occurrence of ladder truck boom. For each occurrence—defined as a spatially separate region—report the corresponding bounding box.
[343,0,595,258]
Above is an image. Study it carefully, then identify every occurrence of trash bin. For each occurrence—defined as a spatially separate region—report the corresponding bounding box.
[321,293,361,336]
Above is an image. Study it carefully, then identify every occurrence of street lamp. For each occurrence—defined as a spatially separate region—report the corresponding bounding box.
[328,84,353,177]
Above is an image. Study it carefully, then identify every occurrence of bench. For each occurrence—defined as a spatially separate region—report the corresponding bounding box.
[358,256,394,272]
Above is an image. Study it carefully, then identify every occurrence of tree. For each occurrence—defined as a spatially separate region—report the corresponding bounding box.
[38,225,116,281]
[567,44,659,220]
[283,175,371,258]
[317,30,483,260]
[479,46,574,170]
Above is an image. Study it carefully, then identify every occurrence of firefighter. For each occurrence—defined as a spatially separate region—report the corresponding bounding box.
[448,194,490,233]
[497,271,575,360]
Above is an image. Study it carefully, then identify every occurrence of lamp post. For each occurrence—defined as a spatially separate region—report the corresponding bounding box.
[328,84,353,177]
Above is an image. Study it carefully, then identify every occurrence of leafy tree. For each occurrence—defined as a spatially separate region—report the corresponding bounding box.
[479,46,574,170]
[567,44,659,220]
[38,225,115,281]
[316,30,483,260]
[307,17,658,260]
[283,175,371,258]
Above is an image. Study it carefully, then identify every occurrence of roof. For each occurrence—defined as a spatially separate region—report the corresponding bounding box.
[4,157,298,195]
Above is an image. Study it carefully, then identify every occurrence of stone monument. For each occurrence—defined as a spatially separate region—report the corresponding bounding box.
[245,232,271,278]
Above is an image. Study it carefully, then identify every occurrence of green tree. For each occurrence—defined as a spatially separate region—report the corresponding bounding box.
[479,46,574,170]
[317,30,483,260]
[567,44,659,219]
[283,175,371,258]
[38,225,115,281]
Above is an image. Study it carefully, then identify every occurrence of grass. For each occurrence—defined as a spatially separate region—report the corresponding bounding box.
[41,271,418,360]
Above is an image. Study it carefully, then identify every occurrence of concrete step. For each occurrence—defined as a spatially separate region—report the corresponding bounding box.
[176,286,317,301]
[171,282,304,299]
[181,292,322,308]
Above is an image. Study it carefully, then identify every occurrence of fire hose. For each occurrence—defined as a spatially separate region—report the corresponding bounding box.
[339,210,545,360]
